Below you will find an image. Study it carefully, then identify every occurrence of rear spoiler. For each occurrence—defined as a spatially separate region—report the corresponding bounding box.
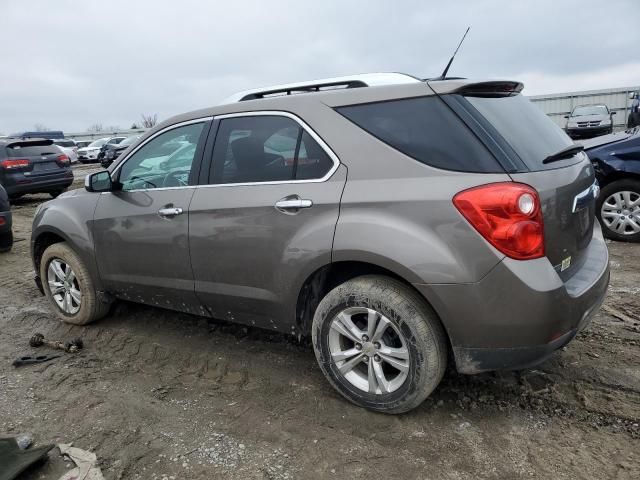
[5,138,54,148]
[428,80,524,98]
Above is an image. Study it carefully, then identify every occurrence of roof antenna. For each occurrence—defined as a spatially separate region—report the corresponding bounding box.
[438,26,471,80]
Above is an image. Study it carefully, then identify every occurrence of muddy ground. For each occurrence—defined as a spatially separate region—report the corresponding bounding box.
[1,165,639,479]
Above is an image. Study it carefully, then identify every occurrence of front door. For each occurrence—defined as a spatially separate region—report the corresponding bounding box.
[189,113,345,330]
[93,121,208,313]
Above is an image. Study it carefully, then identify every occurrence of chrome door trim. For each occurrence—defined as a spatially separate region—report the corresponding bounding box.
[197,110,341,188]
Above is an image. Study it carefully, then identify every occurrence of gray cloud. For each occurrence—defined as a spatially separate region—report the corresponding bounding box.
[0,0,638,133]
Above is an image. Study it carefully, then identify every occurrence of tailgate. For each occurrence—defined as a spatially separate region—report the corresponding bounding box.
[5,140,64,176]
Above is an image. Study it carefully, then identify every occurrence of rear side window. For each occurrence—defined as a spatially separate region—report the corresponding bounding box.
[464,94,575,171]
[336,96,503,173]
[210,115,334,184]
[6,143,59,157]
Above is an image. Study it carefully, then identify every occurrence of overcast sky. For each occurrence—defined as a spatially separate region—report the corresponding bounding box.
[1,0,638,134]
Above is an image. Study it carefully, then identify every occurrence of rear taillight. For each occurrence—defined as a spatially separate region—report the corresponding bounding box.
[0,217,5,226]
[0,158,31,170]
[56,154,70,167]
[453,182,545,260]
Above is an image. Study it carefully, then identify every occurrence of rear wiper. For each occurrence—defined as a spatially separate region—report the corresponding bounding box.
[542,144,584,164]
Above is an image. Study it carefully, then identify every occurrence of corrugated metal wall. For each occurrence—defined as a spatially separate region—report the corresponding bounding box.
[529,86,639,132]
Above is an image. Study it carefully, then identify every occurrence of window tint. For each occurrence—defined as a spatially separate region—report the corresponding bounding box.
[336,96,503,173]
[118,122,204,191]
[210,116,333,184]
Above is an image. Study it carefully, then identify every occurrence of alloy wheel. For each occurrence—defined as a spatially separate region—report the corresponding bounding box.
[328,307,409,394]
[47,258,82,314]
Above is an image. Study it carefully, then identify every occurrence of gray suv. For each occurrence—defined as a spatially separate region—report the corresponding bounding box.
[31,74,610,413]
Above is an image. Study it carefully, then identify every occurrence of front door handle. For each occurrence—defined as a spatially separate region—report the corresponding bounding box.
[275,198,313,212]
[158,207,183,217]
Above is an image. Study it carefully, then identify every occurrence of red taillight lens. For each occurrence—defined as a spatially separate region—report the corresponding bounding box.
[56,154,70,166]
[0,158,31,170]
[0,217,5,226]
[453,182,545,260]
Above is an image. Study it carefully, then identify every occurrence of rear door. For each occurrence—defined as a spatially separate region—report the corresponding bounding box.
[458,92,597,279]
[189,112,345,330]
[93,120,209,312]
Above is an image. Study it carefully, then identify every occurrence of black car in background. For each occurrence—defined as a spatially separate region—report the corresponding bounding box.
[100,135,140,168]
[583,127,640,242]
[0,138,73,200]
[0,184,12,252]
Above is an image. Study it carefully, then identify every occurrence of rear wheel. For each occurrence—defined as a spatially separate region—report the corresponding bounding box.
[49,190,64,198]
[597,179,640,242]
[0,231,13,253]
[40,242,111,325]
[312,275,447,413]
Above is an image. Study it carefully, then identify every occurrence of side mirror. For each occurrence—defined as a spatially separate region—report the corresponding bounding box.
[85,171,113,192]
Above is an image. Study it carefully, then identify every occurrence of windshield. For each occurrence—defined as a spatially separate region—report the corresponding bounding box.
[572,105,608,116]
[465,94,577,171]
[120,136,139,147]
[88,139,107,148]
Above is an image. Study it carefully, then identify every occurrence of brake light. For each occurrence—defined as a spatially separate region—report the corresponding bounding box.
[0,217,5,226]
[0,158,31,170]
[453,182,545,260]
[56,154,70,167]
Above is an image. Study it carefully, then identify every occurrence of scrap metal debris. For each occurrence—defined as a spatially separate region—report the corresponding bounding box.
[12,354,61,367]
[57,444,105,480]
[30,332,84,353]
[0,437,54,480]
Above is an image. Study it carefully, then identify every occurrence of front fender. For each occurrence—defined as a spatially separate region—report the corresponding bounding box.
[31,189,102,290]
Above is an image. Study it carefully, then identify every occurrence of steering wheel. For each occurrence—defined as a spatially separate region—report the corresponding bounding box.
[162,170,189,188]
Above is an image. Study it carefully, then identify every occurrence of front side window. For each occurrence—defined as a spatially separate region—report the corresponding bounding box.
[210,115,334,184]
[117,122,204,191]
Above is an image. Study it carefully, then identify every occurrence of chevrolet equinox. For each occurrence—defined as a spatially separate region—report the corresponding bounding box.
[31,74,610,413]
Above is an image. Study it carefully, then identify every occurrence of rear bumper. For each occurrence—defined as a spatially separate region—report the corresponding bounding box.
[415,226,610,374]
[3,171,73,196]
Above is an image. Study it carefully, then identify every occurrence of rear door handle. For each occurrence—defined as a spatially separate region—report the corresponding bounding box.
[158,207,183,217]
[275,198,313,211]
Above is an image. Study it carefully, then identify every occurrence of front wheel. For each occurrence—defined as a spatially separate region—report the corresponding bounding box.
[40,242,111,324]
[597,179,640,242]
[312,275,447,414]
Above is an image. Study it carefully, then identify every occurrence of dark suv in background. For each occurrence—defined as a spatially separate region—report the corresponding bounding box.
[0,184,12,252]
[0,138,73,200]
[565,104,615,139]
[31,74,609,413]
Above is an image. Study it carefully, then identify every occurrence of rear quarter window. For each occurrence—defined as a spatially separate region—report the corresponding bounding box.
[335,96,503,173]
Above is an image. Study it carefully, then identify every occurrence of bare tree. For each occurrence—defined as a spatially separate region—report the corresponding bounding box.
[130,123,139,129]
[140,114,158,128]
[34,123,50,131]
[87,123,103,133]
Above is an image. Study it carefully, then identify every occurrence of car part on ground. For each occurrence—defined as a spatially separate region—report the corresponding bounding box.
[584,127,640,242]
[29,332,84,353]
[564,104,615,139]
[31,73,610,413]
[0,437,54,480]
[0,138,73,200]
[12,354,61,367]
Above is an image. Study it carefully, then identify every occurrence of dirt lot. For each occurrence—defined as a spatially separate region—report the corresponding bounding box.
[1,165,639,479]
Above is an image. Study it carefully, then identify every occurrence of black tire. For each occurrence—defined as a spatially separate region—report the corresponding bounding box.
[40,242,111,325]
[312,275,447,414]
[49,190,64,198]
[0,230,12,253]
[596,179,640,243]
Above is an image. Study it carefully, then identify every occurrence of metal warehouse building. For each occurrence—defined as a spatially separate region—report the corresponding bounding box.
[529,86,639,132]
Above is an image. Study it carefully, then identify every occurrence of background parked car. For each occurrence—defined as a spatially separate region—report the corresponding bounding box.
[565,104,615,139]
[0,183,12,252]
[96,136,128,163]
[100,135,141,168]
[0,138,73,200]
[583,127,640,242]
[628,91,640,128]
[79,136,125,163]
[74,140,92,149]
[53,139,79,163]
[11,130,64,140]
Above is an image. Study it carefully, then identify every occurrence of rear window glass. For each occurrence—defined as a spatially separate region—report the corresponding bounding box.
[54,140,76,147]
[465,94,575,171]
[336,96,503,173]
[6,144,59,157]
